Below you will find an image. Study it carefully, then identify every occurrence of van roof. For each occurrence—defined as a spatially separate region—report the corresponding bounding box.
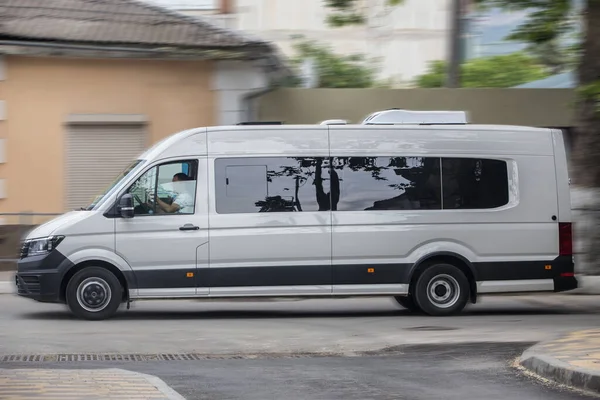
[206,123,551,133]
[142,123,556,161]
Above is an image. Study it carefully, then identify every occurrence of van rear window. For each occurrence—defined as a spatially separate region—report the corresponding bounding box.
[215,157,509,213]
[441,158,509,209]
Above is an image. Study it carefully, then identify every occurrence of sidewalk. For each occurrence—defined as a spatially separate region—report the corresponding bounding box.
[0,368,186,399]
[0,270,13,294]
[520,329,600,394]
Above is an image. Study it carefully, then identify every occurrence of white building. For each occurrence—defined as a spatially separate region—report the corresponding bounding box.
[146,0,451,86]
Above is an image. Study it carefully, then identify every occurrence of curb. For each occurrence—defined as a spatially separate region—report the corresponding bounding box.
[520,343,600,394]
[113,368,187,400]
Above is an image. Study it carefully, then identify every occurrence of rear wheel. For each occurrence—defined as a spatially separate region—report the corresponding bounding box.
[65,267,123,320]
[413,263,470,316]
[393,295,421,312]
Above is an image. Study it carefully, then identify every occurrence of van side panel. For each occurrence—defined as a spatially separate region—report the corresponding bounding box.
[551,129,572,223]
[329,127,561,293]
[206,127,333,295]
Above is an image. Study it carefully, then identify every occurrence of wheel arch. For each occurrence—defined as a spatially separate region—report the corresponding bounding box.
[409,252,478,303]
[59,260,132,303]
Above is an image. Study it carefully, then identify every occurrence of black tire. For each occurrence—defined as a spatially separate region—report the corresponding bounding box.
[393,295,421,312]
[413,263,470,316]
[65,267,123,320]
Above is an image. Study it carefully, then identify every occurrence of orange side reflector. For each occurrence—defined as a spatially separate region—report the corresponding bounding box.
[367,268,375,273]
[186,272,194,278]
[545,265,552,270]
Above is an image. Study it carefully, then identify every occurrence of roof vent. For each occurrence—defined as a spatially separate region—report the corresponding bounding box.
[362,109,468,125]
[320,119,348,125]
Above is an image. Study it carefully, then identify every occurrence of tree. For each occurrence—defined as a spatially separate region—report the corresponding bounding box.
[285,37,376,88]
[415,53,550,88]
[526,38,575,74]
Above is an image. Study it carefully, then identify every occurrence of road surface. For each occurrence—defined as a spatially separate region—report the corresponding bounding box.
[1,294,600,355]
[1,343,595,399]
[1,294,600,399]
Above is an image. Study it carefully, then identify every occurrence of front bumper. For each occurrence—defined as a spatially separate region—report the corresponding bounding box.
[15,272,62,302]
[15,250,71,303]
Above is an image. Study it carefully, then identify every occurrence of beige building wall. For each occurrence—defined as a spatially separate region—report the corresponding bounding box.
[1,56,215,215]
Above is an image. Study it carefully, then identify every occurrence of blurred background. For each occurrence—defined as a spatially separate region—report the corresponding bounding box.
[0,0,590,272]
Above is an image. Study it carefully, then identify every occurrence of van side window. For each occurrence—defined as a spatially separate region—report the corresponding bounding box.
[334,157,442,211]
[215,157,333,213]
[442,158,509,209]
[127,160,198,215]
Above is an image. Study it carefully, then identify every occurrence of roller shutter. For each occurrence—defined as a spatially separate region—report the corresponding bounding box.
[66,124,147,211]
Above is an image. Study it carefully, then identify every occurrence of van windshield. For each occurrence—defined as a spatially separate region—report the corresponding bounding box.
[85,160,144,210]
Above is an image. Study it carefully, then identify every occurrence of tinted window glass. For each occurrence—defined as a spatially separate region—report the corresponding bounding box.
[442,158,509,209]
[215,157,333,213]
[334,157,442,211]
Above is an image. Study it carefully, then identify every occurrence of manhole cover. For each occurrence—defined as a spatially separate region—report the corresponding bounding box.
[404,326,459,331]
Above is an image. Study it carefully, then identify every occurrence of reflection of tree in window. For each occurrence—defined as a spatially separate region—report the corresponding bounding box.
[335,157,442,211]
[255,157,339,212]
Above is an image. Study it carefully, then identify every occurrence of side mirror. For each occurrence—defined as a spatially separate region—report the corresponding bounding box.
[119,194,135,219]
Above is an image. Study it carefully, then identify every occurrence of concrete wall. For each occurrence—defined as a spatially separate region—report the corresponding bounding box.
[212,60,269,125]
[0,56,216,214]
[257,88,576,127]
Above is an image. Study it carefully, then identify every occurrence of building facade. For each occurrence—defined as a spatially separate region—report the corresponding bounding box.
[0,0,286,218]
[148,0,452,86]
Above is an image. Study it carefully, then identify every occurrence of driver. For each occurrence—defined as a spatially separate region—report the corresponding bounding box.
[153,173,194,214]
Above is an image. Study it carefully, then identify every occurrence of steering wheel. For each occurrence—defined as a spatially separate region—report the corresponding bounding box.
[133,193,153,214]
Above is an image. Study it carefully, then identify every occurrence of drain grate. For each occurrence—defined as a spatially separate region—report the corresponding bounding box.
[404,326,459,332]
[0,352,343,363]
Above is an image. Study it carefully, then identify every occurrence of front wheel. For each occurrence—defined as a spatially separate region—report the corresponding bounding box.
[413,263,470,316]
[65,267,123,320]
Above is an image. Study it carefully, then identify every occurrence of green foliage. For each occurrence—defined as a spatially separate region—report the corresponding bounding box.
[325,0,403,27]
[286,37,376,88]
[475,0,580,73]
[577,80,600,114]
[415,53,550,88]
[326,0,580,74]
[475,0,575,44]
[415,61,446,88]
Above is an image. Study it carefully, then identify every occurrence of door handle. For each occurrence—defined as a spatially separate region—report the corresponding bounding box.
[179,224,200,231]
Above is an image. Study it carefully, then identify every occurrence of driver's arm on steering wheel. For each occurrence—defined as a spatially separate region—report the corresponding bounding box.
[153,195,180,213]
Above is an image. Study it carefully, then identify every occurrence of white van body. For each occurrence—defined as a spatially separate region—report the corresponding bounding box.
[15,114,576,320]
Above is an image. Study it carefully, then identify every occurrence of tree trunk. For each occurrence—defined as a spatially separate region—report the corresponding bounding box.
[446,0,463,87]
[571,0,600,276]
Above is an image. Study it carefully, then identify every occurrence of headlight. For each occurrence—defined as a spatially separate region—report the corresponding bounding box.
[20,236,65,259]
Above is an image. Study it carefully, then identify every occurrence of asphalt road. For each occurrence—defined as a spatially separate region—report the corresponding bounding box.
[2,295,600,399]
[1,294,600,356]
[2,343,594,400]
